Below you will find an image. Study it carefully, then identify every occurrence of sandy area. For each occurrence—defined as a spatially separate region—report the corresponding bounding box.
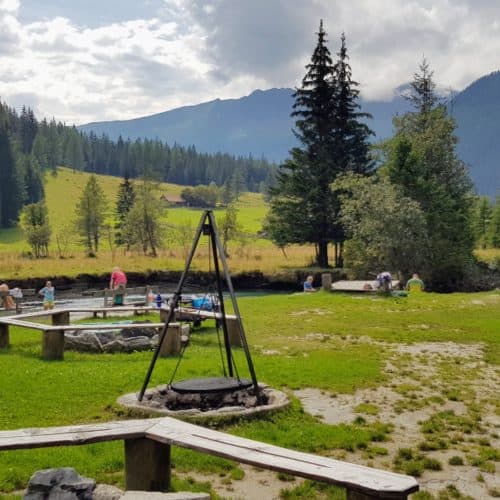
[173,339,499,499]
[296,340,500,499]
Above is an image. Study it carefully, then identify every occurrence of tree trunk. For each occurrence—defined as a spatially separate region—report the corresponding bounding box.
[338,241,344,268]
[317,240,329,267]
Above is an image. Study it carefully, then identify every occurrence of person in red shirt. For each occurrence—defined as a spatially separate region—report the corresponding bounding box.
[109,266,127,289]
[109,267,127,306]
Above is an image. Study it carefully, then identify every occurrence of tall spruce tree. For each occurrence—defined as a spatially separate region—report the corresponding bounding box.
[384,60,474,290]
[489,195,500,248]
[265,22,372,267]
[74,175,107,255]
[0,105,24,227]
[122,180,164,256]
[115,173,135,246]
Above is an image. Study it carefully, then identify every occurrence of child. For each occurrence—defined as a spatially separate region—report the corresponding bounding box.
[303,275,316,292]
[39,281,55,310]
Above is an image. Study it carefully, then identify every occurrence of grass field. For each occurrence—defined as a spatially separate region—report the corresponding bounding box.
[0,168,498,282]
[0,168,318,280]
[0,290,498,498]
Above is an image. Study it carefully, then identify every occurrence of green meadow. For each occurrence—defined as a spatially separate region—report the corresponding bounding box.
[0,168,315,280]
[0,290,498,498]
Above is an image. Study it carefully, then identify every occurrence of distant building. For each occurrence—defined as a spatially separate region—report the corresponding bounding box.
[160,194,188,207]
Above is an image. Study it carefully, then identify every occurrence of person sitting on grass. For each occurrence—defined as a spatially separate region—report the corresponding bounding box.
[0,283,16,310]
[39,281,55,310]
[303,275,317,292]
[406,273,425,292]
[375,271,393,293]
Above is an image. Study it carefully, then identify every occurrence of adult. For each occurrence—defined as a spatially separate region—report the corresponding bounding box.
[109,267,127,306]
[109,266,127,290]
[0,283,16,310]
[375,272,393,293]
[303,275,316,292]
[39,281,55,310]
[406,273,425,292]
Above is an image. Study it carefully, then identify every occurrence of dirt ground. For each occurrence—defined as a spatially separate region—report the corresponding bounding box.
[296,339,500,499]
[184,339,499,499]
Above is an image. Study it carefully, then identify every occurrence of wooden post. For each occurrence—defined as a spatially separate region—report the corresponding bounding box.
[52,311,70,326]
[41,330,65,360]
[0,323,9,349]
[159,307,168,322]
[103,289,109,308]
[321,273,332,292]
[159,323,189,356]
[125,438,170,491]
[226,317,242,348]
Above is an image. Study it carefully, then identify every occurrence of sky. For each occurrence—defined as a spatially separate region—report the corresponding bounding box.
[1,0,499,125]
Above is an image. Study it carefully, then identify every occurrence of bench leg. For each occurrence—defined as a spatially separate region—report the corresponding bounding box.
[42,330,64,360]
[0,323,9,349]
[125,438,170,491]
[52,311,70,326]
[159,324,181,357]
[226,318,242,348]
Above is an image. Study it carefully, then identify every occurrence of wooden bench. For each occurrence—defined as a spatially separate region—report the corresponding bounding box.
[0,305,254,359]
[0,307,167,360]
[0,416,418,499]
[332,280,400,292]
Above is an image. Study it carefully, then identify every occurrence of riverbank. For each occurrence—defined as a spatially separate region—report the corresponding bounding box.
[2,269,347,296]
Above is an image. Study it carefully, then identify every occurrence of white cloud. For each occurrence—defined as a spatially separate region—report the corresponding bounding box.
[0,0,19,13]
[1,0,500,123]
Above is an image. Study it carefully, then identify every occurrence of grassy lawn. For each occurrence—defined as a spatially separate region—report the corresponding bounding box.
[0,290,498,498]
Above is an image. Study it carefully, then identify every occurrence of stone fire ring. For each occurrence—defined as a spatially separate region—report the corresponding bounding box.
[117,383,289,422]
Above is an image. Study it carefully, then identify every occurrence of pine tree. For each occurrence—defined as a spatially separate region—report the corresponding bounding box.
[489,195,500,248]
[22,201,50,257]
[384,59,474,290]
[17,154,44,204]
[122,180,164,256]
[472,196,492,249]
[19,106,38,154]
[74,175,107,255]
[115,173,135,246]
[266,22,372,267]
[0,105,24,227]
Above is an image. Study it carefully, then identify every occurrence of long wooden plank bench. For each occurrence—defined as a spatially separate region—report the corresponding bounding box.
[0,416,418,499]
[332,280,400,292]
[0,306,240,359]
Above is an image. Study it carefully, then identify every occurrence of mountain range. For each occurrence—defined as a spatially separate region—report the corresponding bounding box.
[78,73,500,197]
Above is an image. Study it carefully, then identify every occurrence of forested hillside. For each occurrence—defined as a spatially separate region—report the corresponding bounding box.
[0,101,276,228]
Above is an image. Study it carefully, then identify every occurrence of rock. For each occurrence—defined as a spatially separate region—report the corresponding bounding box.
[121,327,157,339]
[23,467,95,500]
[121,337,153,352]
[95,331,120,344]
[102,339,127,353]
[92,484,123,500]
[64,332,103,353]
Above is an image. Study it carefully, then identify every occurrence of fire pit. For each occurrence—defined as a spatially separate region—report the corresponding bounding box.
[117,383,289,421]
[125,211,291,421]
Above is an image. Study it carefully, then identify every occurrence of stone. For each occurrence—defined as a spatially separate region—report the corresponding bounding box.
[23,467,95,500]
[121,337,153,352]
[95,331,120,344]
[64,332,103,353]
[93,484,123,500]
[121,326,157,339]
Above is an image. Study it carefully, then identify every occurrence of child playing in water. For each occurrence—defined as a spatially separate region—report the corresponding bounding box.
[39,281,55,310]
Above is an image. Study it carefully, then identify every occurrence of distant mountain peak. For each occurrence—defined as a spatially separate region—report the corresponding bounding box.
[78,78,499,196]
